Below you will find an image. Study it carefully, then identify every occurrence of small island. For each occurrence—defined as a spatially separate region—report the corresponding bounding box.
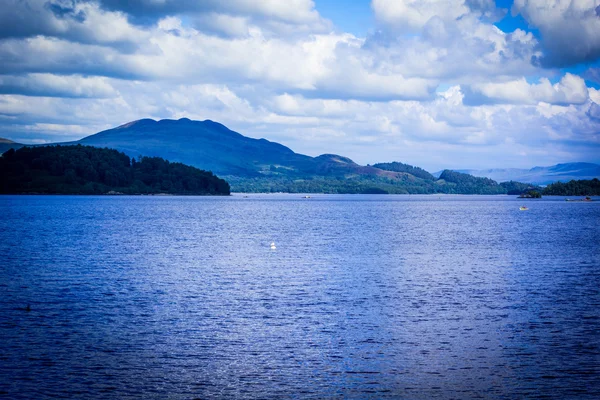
[0,145,230,195]
[518,190,542,198]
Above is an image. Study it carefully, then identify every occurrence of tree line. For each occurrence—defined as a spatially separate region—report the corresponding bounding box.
[0,145,230,195]
[542,179,600,196]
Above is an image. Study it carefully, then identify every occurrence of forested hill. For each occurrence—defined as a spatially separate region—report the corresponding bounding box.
[0,145,230,195]
[438,170,507,194]
[542,179,600,196]
[372,162,436,180]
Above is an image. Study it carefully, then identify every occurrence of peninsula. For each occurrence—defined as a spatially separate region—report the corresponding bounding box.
[0,145,230,195]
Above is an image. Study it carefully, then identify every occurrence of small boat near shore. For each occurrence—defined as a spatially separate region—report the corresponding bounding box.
[519,206,528,211]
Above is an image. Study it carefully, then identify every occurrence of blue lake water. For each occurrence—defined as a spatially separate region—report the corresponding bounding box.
[1,194,599,399]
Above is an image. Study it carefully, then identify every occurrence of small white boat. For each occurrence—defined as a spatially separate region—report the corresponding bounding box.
[270,242,276,250]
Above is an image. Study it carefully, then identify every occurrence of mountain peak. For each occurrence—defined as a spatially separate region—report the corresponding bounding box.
[315,154,356,165]
[116,119,156,129]
[75,117,303,176]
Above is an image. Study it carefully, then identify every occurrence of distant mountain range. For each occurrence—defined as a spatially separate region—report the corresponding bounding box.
[435,163,600,185]
[1,117,598,192]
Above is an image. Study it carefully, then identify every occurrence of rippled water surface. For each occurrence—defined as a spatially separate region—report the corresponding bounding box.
[1,194,599,399]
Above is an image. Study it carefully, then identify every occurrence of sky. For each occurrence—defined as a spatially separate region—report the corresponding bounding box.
[0,0,599,171]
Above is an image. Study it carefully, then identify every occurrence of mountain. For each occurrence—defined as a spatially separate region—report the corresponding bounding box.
[69,118,437,193]
[441,163,600,185]
[76,118,311,177]
[0,138,23,154]
[75,119,414,181]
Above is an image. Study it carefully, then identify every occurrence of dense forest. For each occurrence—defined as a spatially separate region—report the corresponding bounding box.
[499,180,541,195]
[0,145,230,195]
[226,175,443,194]
[371,162,436,180]
[542,179,600,196]
[437,170,507,194]
[227,171,539,195]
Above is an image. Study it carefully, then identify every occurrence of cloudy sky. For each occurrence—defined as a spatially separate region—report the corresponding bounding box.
[1,0,599,171]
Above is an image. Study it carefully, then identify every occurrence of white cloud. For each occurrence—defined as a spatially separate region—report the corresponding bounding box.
[590,87,600,104]
[512,0,600,67]
[95,0,331,37]
[0,74,118,98]
[372,0,469,32]
[0,0,541,102]
[364,11,540,82]
[230,0,322,24]
[0,1,150,51]
[465,73,589,105]
[192,13,251,38]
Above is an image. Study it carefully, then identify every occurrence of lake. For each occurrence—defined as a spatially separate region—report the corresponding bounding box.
[1,194,599,399]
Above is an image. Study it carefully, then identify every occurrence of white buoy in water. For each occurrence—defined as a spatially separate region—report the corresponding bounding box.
[270,242,276,250]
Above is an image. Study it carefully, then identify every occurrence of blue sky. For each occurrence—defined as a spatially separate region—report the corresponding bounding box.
[0,0,599,171]
[315,0,374,36]
[317,0,528,36]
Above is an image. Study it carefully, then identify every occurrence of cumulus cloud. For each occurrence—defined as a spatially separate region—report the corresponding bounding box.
[584,67,600,84]
[0,23,436,100]
[0,37,148,79]
[590,87,600,104]
[367,3,539,82]
[191,13,251,38]
[0,0,541,99]
[0,0,330,45]
[372,0,469,32]
[464,73,589,105]
[0,74,118,98]
[372,0,506,33]
[98,0,323,24]
[96,0,331,36]
[512,0,600,67]
[0,1,149,51]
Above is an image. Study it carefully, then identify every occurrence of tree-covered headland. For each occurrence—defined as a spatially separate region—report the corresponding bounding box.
[542,179,600,196]
[0,145,230,195]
